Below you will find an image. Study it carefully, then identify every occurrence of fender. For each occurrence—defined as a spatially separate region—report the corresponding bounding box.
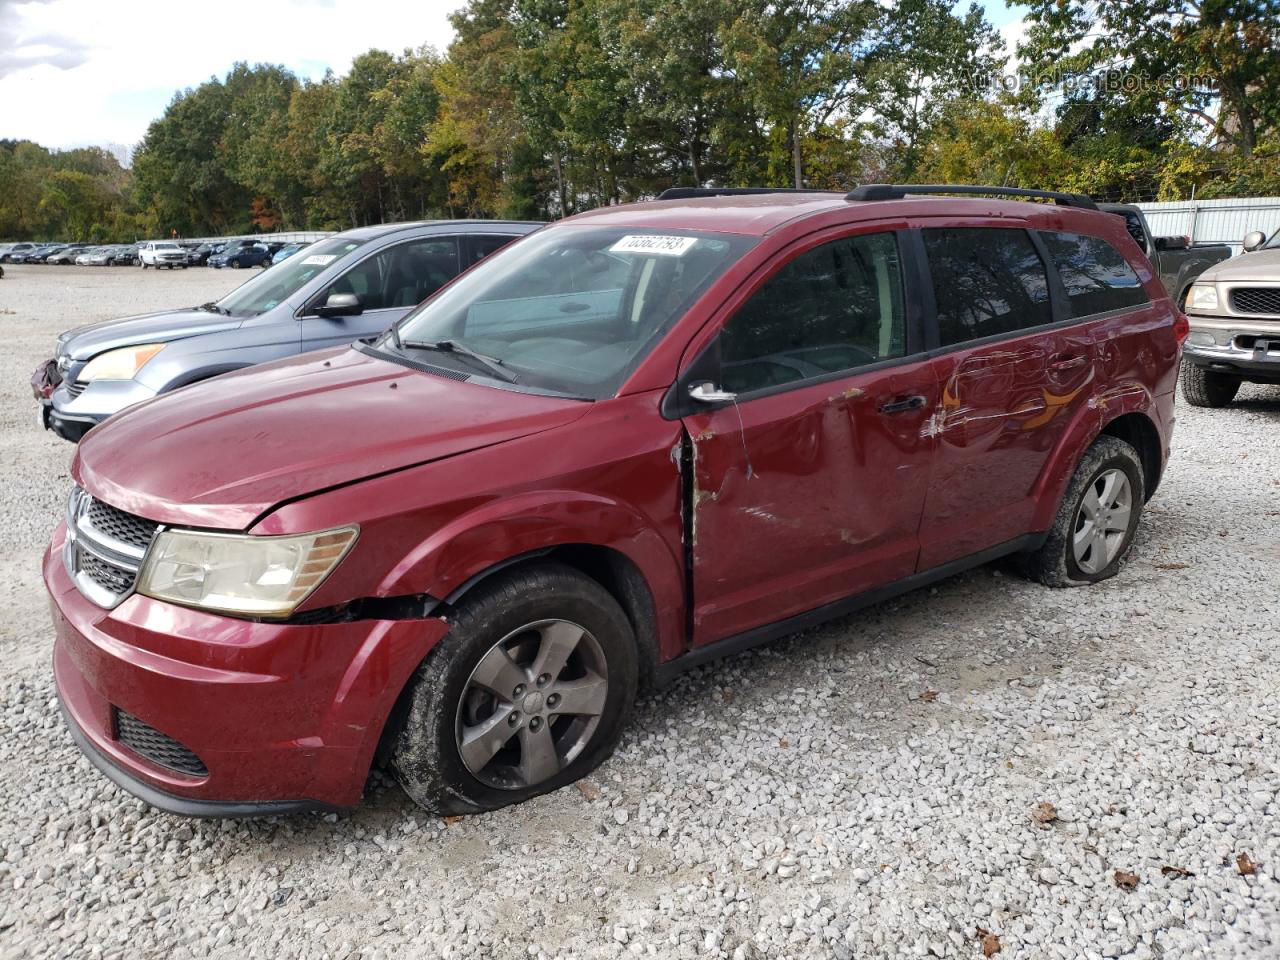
[376,489,688,662]
[1028,380,1153,531]
[165,364,250,391]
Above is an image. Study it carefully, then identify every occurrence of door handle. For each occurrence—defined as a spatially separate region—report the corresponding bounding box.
[879,395,927,415]
[1049,354,1088,371]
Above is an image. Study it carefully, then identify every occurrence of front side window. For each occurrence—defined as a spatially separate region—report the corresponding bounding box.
[1040,231,1149,317]
[315,238,460,312]
[216,236,368,316]
[718,232,907,395]
[390,226,755,399]
[924,228,1053,346]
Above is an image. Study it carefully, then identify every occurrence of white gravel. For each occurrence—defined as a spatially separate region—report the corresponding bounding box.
[1,263,1278,960]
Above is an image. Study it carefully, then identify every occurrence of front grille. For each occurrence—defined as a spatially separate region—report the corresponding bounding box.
[64,488,159,608]
[65,380,85,399]
[1230,287,1280,315]
[114,709,208,777]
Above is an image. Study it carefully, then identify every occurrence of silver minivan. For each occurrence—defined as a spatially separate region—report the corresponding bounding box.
[35,220,541,441]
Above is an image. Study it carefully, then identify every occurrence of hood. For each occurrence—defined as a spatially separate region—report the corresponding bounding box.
[61,308,244,360]
[74,347,590,529]
[1200,248,1280,283]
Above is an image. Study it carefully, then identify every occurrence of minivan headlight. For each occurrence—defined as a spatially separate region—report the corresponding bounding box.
[136,526,358,617]
[79,343,166,381]
[1187,284,1219,311]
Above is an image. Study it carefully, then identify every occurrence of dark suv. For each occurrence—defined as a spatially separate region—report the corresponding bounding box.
[47,185,1182,817]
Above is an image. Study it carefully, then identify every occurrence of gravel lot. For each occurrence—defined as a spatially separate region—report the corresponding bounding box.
[1,263,1278,960]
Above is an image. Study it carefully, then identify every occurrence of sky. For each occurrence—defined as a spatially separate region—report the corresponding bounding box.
[0,0,1030,162]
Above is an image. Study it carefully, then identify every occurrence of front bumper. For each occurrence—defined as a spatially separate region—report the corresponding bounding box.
[46,526,449,814]
[42,378,158,442]
[1185,314,1280,379]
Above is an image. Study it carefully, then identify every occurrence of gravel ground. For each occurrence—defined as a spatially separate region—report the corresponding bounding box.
[1,263,1278,960]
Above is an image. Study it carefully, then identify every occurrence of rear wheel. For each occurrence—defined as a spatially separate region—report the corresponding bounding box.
[1018,435,1145,587]
[1180,359,1240,408]
[390,563,637,815]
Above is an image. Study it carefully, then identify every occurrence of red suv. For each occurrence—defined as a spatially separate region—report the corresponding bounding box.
[47,185,1183,816]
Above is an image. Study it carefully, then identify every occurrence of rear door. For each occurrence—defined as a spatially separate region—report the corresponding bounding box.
[915,224,1096,568]
[679,226,938,645]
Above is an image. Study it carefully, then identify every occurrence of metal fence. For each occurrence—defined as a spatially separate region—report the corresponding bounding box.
[175,231,335,245]
[1135,198,1280,255]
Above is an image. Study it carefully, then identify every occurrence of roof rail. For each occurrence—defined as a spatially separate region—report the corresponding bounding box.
[657,187,840,201]
[845,183,1098,211]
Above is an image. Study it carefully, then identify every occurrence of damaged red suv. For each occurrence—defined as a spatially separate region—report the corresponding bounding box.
[48,185,1182,816]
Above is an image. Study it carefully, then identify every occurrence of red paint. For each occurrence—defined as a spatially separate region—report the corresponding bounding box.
[50,193,1179,811]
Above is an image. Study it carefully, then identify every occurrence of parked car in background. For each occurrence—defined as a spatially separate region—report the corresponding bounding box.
[0,242,36,262]
[186,243,217,266]
[110,245,141,267]
[139,241,188,269]
[1180,227,1280,406]
[270,241,312,265]
[1101,204,1232,308]
[42,185,1183,817]
[8,243,50,263]
[0,243,13,260]
[35,220,537,441]
[47,246,89,265]
[29,244,68,263]
[74,247,112,266]
[208,242,272,269]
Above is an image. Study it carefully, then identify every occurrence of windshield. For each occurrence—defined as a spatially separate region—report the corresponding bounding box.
[216,236,368,316]
[387,225,755,398]
[155,242,180,251]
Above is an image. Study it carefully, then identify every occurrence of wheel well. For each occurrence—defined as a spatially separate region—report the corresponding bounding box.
[1099,413,1163,500]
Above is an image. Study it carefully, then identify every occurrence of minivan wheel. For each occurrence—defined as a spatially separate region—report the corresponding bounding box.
[1018,435,1145,587]
[390,563,638,815]
[1180,359,1240,408]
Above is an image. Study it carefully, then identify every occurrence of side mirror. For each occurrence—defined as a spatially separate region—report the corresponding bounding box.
[315,292,363,318]
[688,381,737,404]
[1242,230,1266,252]
[1154,235,1189,251]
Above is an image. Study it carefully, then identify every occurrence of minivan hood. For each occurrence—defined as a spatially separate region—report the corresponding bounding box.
[74,347,589,529]
[1200,248,1280,282]
[61,308,244,360]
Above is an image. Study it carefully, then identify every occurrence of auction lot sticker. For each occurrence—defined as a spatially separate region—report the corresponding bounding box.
[301,254,338,266]
[609,235,698,256]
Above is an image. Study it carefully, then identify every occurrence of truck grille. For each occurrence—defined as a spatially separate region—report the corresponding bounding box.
[114,709,208,777]
[64,488,160,608]
[1230,288,1280,315]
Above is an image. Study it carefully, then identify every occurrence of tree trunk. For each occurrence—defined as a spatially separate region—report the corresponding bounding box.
[553,150,568,216]
[790,117,803,188]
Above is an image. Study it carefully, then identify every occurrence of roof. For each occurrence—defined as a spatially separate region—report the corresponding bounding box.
[560,192,1115,237]
[339,219,544,240]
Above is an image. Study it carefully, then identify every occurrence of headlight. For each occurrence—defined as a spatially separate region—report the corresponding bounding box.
[1188,284,1219,311]
[79,343,166,381]
[136,526,358,617]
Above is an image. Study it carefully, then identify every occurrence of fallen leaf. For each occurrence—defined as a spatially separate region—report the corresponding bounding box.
[442,815,464,827]
[1114,870,1139,889]
[1161,865,1194,879]
[576,780,600,802]
[722,690,735,702]
[1155,563,1190,570]
[1237,853,1257,876]
[975,928,1001,956]
[920,690,938,702]
[1031,801,1058,824]
[778,739,791,749]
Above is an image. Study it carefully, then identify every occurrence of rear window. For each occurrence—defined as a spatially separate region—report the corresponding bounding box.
[923,228,1053,346]
[1039,232,1148,317]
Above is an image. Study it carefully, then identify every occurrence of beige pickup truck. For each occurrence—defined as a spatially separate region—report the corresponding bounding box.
[1181,229,1280,406]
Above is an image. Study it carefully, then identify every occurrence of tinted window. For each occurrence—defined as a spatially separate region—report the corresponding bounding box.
[1040,231,1149,317]
[924,228,1053,346]
[465,234,516,268]
[217,236,368,316]
[717,232,906,395]
[319,238,461,311]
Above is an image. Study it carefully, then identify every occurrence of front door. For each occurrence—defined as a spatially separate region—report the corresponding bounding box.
[680,228,937,646]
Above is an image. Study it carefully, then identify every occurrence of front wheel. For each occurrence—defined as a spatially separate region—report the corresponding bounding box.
[390,563,638,815]
[231,260,242,269]
[1018,435,1145,587]
[1180,359,1240,408]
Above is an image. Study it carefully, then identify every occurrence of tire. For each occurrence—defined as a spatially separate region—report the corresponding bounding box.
[1017,435,1145,587]
[390,562,638,815]
[1180,359,1240,408]
[231,260,242,269]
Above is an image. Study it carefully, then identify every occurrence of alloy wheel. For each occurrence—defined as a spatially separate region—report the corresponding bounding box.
[455,619,609,791]
[1072,468,1133,575]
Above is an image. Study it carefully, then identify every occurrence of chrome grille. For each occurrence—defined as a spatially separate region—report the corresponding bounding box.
[65,381,85,399]
[64,488,159,608]
[114,709,208,777]
[1230,287,1280,316]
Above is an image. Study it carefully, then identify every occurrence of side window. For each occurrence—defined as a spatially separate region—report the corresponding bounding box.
[1039,231,1149,317]
[923,228,1053,346]
[316,238,460,312]
[719,232,906,395]
[464,234,515,269]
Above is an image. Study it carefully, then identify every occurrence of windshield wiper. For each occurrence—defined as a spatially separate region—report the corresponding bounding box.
[400,339,519,383]
[196,301,227,315]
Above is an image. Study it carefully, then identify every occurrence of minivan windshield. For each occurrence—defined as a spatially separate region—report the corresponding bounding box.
[216,237,367,316]
[387,225,755,398]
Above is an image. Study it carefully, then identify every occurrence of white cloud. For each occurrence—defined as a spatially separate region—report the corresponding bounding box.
[0,0,457,151]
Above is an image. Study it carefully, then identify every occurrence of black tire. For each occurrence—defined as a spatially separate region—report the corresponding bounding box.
[390,562,638,815]
[1017,435,1145,587]
[1180,359,1240,408]
[231,260,242,269]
